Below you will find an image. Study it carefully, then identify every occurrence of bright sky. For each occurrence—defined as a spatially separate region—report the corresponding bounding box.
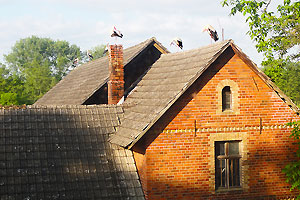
[0,0,265,66]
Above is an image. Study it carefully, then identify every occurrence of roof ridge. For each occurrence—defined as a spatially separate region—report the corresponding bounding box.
[124,37,168,65]
[161,39,232,57]
[78,38,158,66]
[71,37,163,67]
[27,104,123,109]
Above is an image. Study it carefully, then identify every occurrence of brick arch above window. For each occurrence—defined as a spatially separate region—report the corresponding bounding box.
[216,79,240,115]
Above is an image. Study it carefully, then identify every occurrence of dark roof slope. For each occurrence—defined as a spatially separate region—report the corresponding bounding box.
[109,40,232,147]
[0,105,144,199]
[35,37,168,106]
[109,40,300,148]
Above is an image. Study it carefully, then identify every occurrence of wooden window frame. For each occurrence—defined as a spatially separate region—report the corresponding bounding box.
[215,141,241,190]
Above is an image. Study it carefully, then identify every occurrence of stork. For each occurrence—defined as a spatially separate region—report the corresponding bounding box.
[111,26,123,38]
[103,43,110,56]
[170,37,183,49]
[72,58,79,67]
[87,51,93,60]
[203,25,219,42]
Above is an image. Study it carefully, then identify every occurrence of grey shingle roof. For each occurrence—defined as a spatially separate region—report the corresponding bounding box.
[34,37,168,106]
[109,40,232,147]
[0,105,144,200]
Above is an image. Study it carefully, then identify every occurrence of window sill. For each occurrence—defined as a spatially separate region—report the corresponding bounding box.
[222,109,233,113]
[215,187,243,193]
[221,109,238,115]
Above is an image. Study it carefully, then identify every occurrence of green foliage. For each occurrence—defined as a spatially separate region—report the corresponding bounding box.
[263,62,300,106]
[4,36,81,81]
[0,64,25,105]
[2,36,81,105]
[89,44,107,60]
[222,0,300,65]
[1,36,107,105]
[283,121,300,199]
[0,93,19,106]
[22,59,57,104]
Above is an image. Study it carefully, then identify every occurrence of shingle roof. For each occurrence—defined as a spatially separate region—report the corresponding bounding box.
[109,40,300,148]
[34,37,168,106]
[109,40,232,147]
[0,105,144,200]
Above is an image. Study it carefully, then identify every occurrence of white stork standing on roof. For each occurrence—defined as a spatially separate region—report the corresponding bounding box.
[170,37,183,49]
[111,26,123,38]
[87,50,93,61]
[103,43,110,56]
[72,58,79,67]
[203,25,219,42]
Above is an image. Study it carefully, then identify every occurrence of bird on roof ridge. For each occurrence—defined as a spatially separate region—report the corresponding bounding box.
[103,43,110,56]
[72,58,79,67]
[111,26,123,38]
[87,50,93,61]
[170,37,183,50]
[203,25,219,42]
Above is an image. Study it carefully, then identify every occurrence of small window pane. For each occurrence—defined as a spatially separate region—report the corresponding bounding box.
[215,159,221,187]
[229,159,240,186]
[229,142,239,155]
[222,86,231,111]
[215,159,226,188]
[221,159,226,186]
[215,142,225,156]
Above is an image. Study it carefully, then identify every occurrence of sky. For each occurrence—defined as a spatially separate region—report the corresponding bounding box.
[0,0,266,66]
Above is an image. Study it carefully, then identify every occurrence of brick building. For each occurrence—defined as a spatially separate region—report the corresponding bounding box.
[1,38,299,199]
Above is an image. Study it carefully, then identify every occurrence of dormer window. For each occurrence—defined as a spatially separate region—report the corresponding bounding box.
[222,86,231,111]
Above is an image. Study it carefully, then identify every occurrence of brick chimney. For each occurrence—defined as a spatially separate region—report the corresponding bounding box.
[108,45,124,104]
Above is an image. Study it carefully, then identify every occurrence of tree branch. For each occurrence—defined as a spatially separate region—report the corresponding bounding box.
[264,0,272,12]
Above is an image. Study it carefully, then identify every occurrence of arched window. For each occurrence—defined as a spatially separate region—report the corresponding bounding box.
[222,86,231,111]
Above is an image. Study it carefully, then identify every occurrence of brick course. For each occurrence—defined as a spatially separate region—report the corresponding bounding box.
[133,54,300,199]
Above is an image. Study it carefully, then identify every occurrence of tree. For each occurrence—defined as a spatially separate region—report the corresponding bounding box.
[0,64,25,105]
[3,36,81,104]
[263,62,300,106]
[222,0,300,66]
[1,36,107,105]
[89,44,107,60]
[22,59,57,104]
[5,36,81,81]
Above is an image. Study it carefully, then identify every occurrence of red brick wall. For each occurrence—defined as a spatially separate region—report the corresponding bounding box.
[108,45,124,104]
[133,54,300,199]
